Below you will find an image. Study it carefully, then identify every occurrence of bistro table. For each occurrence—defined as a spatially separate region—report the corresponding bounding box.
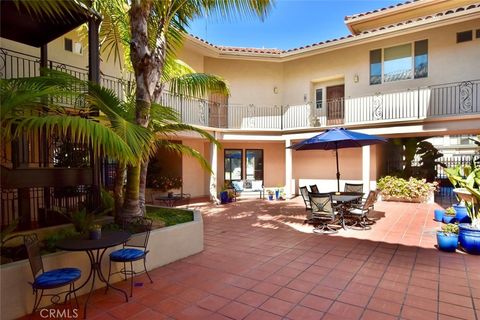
[155,193,191,207]
[331,192,363,229]
[57,231,130,318]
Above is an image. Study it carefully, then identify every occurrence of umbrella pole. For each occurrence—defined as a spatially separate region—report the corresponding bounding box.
[335,144,340,192]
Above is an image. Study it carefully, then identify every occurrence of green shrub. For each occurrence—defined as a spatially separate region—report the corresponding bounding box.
[377,176,437,202]
[43,228,80,252]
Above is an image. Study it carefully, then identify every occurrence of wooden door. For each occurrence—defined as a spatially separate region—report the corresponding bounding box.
[208,93,228,128]
[326,85,345,125]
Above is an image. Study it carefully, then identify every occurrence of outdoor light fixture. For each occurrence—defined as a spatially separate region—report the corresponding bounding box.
[354,73,359,83]
[273,86,279,94]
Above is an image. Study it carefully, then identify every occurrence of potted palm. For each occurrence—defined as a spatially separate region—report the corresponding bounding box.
[445,165,480,254]
[437,224,459,252]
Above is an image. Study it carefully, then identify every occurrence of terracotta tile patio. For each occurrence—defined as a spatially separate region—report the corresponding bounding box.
[24,197,480,319]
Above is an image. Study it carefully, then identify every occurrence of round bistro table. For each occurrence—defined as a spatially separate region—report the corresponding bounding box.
[57,231,130,319]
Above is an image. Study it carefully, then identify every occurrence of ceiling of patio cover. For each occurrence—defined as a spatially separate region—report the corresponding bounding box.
[289,128,387,150]
[1,0,98,47]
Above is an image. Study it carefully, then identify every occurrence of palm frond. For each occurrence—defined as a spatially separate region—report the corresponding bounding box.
[152,122,221,148]
[5,115,141,165]
[169,73,229,97]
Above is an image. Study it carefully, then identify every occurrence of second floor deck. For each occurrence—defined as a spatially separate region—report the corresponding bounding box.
[2,47,479,132]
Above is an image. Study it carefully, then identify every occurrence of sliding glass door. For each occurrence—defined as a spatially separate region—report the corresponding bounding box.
[245,149,263,181]
[224,149,242,181]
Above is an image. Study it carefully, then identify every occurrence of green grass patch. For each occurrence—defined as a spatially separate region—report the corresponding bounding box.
[146,206,194,227]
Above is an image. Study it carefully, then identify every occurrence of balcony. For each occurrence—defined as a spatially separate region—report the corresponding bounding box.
[1,47,479,131]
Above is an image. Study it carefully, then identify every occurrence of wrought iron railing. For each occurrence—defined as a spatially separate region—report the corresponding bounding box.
[1,47,479,131]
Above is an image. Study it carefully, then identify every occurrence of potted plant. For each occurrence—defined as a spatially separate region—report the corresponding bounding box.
[436,223,459,252]
[220,183,230,204]
[445,164,480,254]
[434,208,445,222]
[267,190,274,200]
[89,224,102,240]
[443,207,456,224]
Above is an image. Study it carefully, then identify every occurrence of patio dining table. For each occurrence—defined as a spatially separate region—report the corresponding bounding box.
[331,192,363,229]
[57,231,130,318]
[155,193,191,207]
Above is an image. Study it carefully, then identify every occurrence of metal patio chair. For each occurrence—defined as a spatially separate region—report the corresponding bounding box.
[106,217,154,297]
[344,183,363,194]
[309,192,339,234]
[345,190,377,230]
[309,184,319,193]
[24,234,81,314]
[299,186,313,222]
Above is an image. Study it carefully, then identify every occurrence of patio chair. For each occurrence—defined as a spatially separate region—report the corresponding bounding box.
[345,190,377,230]
[106,217,154,297]
[344,183,363,193]
[299,186,312,220]
[24,234,81,314]
[309,192,339,234]
[309,184,319,193]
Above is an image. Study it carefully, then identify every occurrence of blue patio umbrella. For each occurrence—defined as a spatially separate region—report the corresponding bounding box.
[289,128,387,191]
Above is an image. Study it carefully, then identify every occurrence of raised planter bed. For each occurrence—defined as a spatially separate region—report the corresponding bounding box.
[0,209,203,320]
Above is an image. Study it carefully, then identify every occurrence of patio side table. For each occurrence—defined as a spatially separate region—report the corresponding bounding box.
[155,193,191,207]
[57,231,130,319]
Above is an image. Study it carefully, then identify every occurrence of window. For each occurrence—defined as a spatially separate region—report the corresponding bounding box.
[315,89,323,109]
[224,149,242,181]
[476,29,480,39]
[457,30,473,43]
[414,40,428,79]
[370,49,382,85]
[245,150,263,181]
[64,38,73,52]
[370,40,428,85]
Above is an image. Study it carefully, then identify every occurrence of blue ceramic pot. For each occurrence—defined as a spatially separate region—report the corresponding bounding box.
[275,190,280,200]
[436,231,458,252]
[434,209,445,222]
[453,204,471,224]
[443,215,456,224]
[220,191,229,204]
[268,195,274,200]
[89,229,101,240]
[458,223,480,255]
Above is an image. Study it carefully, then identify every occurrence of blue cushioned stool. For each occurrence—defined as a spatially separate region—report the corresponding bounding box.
[24,234,81,314]
[106,217,153,297]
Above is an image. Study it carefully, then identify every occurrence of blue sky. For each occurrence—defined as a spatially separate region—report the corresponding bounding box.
[188,0,402,50]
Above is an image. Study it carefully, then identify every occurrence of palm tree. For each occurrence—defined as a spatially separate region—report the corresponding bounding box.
[88,0,273,216]
[14,0,273,217]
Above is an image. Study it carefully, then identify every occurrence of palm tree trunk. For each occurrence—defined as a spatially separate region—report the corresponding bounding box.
[138,160,149,215]
[122,1,165,216]
[123,164,142,218]
[113,162,126,220]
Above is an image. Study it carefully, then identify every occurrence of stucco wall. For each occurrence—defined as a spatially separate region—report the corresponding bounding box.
[204,58,283,106]
[182,139,210,197]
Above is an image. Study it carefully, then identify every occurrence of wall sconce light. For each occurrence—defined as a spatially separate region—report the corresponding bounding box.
[273,86,279,94]
[353,74,359,83]
[303,94,307,102]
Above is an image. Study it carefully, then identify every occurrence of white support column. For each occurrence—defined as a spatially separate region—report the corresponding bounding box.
[209,133,219,204]
[285,139,293,198]
[362,145,371,191]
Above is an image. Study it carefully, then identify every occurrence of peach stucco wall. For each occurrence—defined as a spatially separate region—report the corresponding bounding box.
[216,141,286,189]
[182,139,210,197]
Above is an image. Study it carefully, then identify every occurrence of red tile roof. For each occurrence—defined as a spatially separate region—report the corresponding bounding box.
[345,0,422,21]
[189,2,480,56]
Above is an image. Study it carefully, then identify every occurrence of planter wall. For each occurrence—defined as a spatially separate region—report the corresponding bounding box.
[379,189,434,204]
[0,210,203,320]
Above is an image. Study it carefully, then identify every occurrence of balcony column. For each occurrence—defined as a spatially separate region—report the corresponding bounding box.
[209,132,219,204]
[285,139,293,198]
[362,145,370,191]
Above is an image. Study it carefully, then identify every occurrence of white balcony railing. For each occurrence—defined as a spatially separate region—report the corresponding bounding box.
[2,47,479,131]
